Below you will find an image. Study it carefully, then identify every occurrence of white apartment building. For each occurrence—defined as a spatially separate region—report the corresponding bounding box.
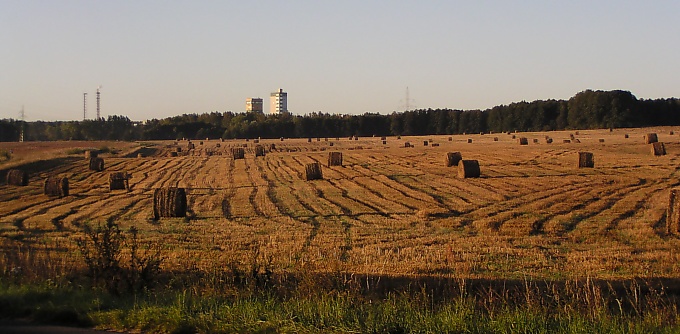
[246,97,263,112]
[270,88,288,114]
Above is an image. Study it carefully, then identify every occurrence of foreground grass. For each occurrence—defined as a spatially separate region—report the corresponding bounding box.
[1,281,679,334]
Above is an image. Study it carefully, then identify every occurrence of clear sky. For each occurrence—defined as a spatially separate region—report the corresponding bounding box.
[1,1,679,121]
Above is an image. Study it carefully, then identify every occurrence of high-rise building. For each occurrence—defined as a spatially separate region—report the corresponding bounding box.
[246,97,263,112]
[270,88,288,114]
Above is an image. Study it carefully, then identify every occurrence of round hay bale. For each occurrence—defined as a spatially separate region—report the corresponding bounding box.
[578,152,594,168]
[457,160,480,178]
[563,139,571,143]
[445,152,462,167]
[467,139,473,144]
[423,141,429,146]
[624,134,629,139]
[448,137,453,141]
[652,142,666,156]
[255,145,266,157]
[532,139,539,144]
[431,143,439,147]
[404,142,411,148]
[109,172,130,191]
[89,157,105,171]
[493,137,499,141]
[44,176,68,197]
[329,142,334,147]
[546,138,553,144]
[327,151,343,167]
[645,133,659,144]
[305,162,323,181]
[153,188,187,219]
[6,169,28,186]
[84,150,98,159]
[599,139,605,143]
[382,140,387,145]
[518,137,529,145]
[232,147,245,159]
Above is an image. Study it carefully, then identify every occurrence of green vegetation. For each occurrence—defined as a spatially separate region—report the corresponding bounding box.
[2,221,680,332]
[1,280,679,333]
[1,90,679,142]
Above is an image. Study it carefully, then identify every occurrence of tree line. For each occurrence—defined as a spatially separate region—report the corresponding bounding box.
[1,90,679,142]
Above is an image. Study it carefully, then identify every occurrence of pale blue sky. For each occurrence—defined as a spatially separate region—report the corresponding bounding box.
[1,1,678,121]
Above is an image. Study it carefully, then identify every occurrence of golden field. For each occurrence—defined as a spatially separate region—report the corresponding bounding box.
[2,127,680,281]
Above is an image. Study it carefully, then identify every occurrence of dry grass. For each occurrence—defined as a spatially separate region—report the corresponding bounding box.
[1,128,680,281]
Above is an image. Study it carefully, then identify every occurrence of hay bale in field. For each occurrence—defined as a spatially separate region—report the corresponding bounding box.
[445,152,462,167]
[467,139,473,143]
[546,138,553,144]
[645,133,658,144]
[532,139,539,144]
[199,141,203,145]
[84,150,98,159]
[354,136,359,141]
[578,152,594,168]
[428,139,434,143]
[431,143,439,147]
[327,151,343,167]
[269,143,276,151]
[329,142,334,147]
[44,176,68,197]
[494,137,499,141]
[280,137,284,141]
[457,160,480,178]
[575,131,579,135]
[89,157,105,171]
[216,143,221,148]
[624,134,629,139]
[404,142,411,148]
[6,169,28,186]
[569,133,575,140]
[232,147,245,159]
[255,145,266,157]
[651,142,666,156]
[109,172,130,191]
[317,138,321,142]
[382,140,387,145]
[667,189,680,235]
[448,137,453,141]
[397,136,401,140]
[598,139,605,143]
[563,139,571,143]
[153,187,187,219]
[308,138,312,143]
[671,131,675,135]
[518,137,528,145]
[423,141,429,146]
[511,134,516,139]
[304,162,323,180]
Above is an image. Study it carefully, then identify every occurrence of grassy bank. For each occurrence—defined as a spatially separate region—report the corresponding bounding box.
[1,278,680,333]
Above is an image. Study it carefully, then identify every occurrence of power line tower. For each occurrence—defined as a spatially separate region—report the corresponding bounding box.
[399,86,416,111]
[96,86,101,120]
[19,106,25,142]
[83,92,88,120]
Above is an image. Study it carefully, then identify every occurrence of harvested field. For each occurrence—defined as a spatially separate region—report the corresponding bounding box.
[2,128,680,280]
